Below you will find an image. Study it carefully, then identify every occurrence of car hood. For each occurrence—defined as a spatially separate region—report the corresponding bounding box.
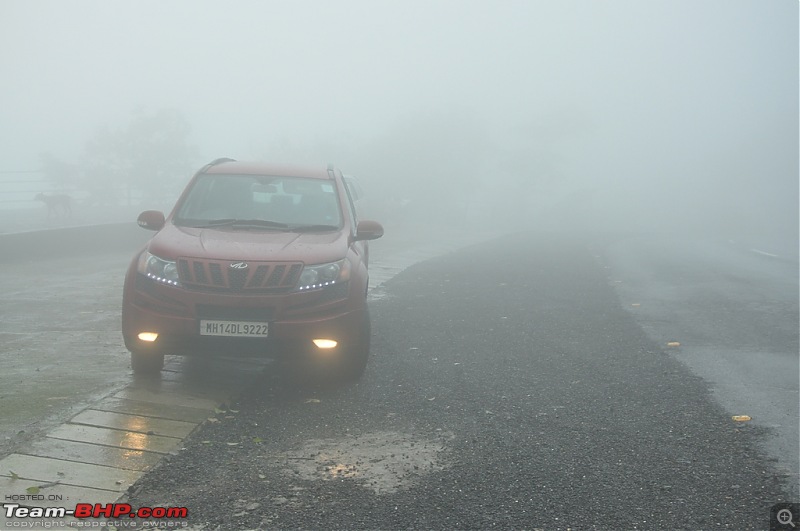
[146,223,349,264]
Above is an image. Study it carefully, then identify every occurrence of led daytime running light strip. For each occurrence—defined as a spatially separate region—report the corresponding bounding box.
[146,272,179,286]
[297,280,337,291]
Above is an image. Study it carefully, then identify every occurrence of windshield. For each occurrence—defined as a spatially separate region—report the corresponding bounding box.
[173,174,342,230]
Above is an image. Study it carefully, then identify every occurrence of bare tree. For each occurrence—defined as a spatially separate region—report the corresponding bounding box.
[82,108,196,207]
[39,152,78,189]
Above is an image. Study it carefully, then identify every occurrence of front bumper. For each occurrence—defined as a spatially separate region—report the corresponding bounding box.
[122,272,366,358]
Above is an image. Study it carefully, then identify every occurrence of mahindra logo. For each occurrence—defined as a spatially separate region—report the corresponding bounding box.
[230,262,248,269]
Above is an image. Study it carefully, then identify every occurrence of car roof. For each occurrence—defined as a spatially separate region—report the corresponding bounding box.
[204,160,335,180]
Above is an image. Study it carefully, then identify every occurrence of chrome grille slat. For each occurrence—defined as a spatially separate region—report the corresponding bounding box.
[178,260,192,282]
[177,258,303,292]
[248,265,269,288]
[228,268,248,291]
[209,263,224,285]
[194,262,208,283]
[285,263,303,286]
[266,265,286,287]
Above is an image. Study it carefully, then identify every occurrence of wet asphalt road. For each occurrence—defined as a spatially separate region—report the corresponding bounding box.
[125,232,794,530]
[604,234,799,494]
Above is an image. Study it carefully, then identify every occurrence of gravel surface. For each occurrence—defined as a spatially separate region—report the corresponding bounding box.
[124,232,790,530]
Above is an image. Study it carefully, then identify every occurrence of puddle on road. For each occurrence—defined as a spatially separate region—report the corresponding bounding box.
[367,286,391,302]
[283,430,449,494]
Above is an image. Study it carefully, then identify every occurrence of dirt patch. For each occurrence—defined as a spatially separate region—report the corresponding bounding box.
[283,430,449,494]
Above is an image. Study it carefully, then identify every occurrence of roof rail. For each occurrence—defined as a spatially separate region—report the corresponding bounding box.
[197,157,236,174]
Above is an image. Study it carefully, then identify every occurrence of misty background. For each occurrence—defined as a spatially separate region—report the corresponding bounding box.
[0,0,797,252]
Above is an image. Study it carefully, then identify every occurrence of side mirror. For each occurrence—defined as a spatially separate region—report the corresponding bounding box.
[137,210,165,231]
[354,220,384,241]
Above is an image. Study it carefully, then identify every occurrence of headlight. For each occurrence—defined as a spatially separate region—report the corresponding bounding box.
[295,259,350,291]
[137,251,180,286]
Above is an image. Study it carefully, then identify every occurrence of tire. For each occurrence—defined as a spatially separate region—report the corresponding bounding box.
[130,350,164,373]
[339,310,371,383]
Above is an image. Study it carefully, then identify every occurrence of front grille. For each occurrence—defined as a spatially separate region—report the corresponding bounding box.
[178,258,303,293]
[266,265,286,287]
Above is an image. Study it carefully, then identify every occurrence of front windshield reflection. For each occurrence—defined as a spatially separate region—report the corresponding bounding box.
[174,174,342,230]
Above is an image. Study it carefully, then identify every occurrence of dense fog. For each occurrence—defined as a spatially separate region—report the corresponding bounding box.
[1,1,797,250]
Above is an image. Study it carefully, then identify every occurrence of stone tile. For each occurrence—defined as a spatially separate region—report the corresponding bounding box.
[0,475,120,528]
[0,454,140,492]
[113,387,221,410]
[25,438,161,471]
[71,410,199,439]
[91,397,212,423]
[46,425,181,455]
[126,376,226,397]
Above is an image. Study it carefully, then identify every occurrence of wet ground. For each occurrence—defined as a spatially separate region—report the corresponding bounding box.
[0,216,499,528]
[121,232,796,530]
[0,225,150,455]
[0,218,796,529]
[0,218,496,456]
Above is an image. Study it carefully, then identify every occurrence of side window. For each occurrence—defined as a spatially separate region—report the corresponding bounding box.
[342,179,358,231]
[344,177,360,202]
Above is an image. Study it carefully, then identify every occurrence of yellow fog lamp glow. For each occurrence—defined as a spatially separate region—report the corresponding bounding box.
[312,339,338,349]
[138,332,159,342]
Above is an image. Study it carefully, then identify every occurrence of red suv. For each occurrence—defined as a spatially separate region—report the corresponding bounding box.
[121,159,384,381]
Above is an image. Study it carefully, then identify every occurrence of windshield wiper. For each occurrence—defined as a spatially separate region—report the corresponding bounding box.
[195,219,290,230]
[287,224,340,232]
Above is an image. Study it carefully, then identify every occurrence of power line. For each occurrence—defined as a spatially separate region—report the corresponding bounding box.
[0,170,44,174]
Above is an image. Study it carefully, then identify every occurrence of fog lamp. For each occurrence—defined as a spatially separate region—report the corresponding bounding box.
[312,339,338,349]
[138,332,159,342]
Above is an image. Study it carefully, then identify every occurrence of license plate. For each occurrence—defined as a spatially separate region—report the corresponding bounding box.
[199,320,269,337]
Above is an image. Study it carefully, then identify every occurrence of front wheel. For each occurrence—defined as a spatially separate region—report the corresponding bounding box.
[130,349,164,374]
[339,311,371,382]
